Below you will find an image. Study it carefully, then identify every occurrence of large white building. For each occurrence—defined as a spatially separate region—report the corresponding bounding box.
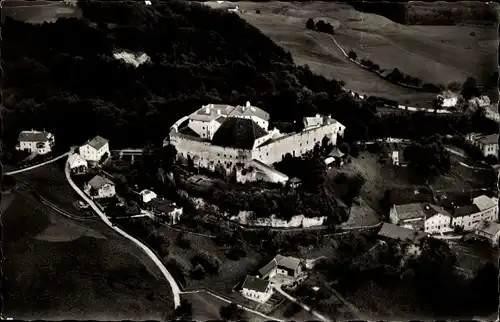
[79,135,110,165]
[437,90,459,108]
[16,129,55,155]
[166,102,345,183]
[466,133,498,158]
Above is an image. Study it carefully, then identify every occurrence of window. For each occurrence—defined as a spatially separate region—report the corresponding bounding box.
[266,152,269,156]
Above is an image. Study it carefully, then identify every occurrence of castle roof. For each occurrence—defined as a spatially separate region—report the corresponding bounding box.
[211,117,268,150]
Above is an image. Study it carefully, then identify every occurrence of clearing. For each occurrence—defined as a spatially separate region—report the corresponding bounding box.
[2,0,82,24]
[204,1,498,104]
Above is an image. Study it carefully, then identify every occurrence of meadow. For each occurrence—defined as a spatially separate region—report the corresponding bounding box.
[204,1,498,105]
[2,0,81,24]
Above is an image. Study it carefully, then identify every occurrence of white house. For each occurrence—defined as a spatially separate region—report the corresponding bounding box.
[437,90,459,108]
[139,189,158,204]
[423,204,453,234]
[474,220,500,246]
[85,175,116,199]
[389,150,406,167]
[258,255,304,280]
[466,133,498,158]
[16,130,55,155]
[79,135,110,165]
[241,275,273,303]
[68,153,88,174]
[451,195,499,231]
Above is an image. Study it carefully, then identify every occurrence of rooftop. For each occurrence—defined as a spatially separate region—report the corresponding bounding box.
[211,117,268,150]
[68,153,87,167]
[475,220,500,237]
[18,130,52,142]
[329,147,345,158]
[84,135,109,150]
[473,195,497,211]
[474,134,498,145]
[378,222,428,243]
[88,175,114,189]
[258,254,302,277]
[393,203,427,221]
[149,197,178,214]
[242,275,270,293]
[453,204,481,217]
[189,102,270,123]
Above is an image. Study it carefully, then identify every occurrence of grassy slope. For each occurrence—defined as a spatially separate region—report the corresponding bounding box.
[205,1,498,104]
[2,182,174,320]
[2,0,82,24]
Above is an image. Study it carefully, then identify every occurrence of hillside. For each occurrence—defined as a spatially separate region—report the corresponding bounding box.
[205,1,498,105]
[2,0,496,151]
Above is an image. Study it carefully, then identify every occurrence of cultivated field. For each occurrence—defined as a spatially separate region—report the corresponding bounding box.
[2,0,81,24]
[204,1,498,104]
[2,184,174,319]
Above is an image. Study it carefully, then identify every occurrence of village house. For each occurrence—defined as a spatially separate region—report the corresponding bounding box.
[325,147,345,168]
[466,133,498,157]
[258,255,304,280]
[474,220,500,246]
[450,195,499,231]
[84,175,116,199]
[68,153,88,174]
[437,90,459,108]
[484,106,500,123]
[468,95,491,108]
[16,129,55,155]
[378,222,429,256]
[148,198,183,224]
[79,135,110,166]
[389,202,453,234]
[240,275,274,303]
[288,177,302,189]
[139,189,158,204]
[389,150,406,167]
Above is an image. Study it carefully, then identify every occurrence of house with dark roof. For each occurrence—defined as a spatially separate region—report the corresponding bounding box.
[466,133,498,157]
[240,275,273,303]
[16,129,55,155]
[84,175,115,199]
[257,255,304,280]
[378,223,428,256]
[79,135,110,165]
[474,220,500,246]
[288,177,302,188]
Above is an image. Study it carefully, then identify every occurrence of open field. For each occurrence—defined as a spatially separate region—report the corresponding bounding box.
[204,1,498,104]
[2,0,81,23]
[2,184,174,320]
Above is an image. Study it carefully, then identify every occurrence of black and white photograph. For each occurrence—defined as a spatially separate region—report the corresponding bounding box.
[1,0,499,320]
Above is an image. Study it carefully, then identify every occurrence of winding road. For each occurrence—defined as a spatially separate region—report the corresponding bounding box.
[63,157,182,308]
[5,150,72,176]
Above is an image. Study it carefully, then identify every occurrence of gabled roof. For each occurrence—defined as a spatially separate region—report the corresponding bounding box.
[258,255,302,276]
[88,175,114,189]
[393,203,426,221]
[68,153,87,168]
[18,130,52,142]
[329,147,345,158]
[378,222,428,243]
[475,220,500,237]
[211,117,268,150]
[303,116,323,128]
[242,275,270,293]
[289,177,302,184]
[149,197,178,214]
[84,135,109,150]
[473,195,497,211]
[474,134,498,145]
[453,204,481,217]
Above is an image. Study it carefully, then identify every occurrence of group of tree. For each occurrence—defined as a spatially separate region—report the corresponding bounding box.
[274,152,327,190]
[359,58,380,72]
[306,18,335,34]
[386,68,424,88]
[402,135,451,183]
[219,303,244,321]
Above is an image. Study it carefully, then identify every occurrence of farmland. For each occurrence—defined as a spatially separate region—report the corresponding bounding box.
[2,0,82,24]
[204,1,498,105]
[2,175,174,320]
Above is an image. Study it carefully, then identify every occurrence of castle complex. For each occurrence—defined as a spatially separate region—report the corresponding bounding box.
[165,102,345,183]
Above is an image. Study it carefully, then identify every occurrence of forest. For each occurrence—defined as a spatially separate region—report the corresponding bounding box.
[1,0,497,152]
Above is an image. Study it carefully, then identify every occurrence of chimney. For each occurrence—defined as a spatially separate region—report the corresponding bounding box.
[246,101,251,108]
[205,107,210,114]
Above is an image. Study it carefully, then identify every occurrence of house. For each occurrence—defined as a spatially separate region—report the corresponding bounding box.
[474,220,500,246]
[68,153,88,174]
[227,5,239,12]
[139,189,157,204]
[328,147,345,166]
[466,133,498,157]
[84,175,116,199]
[79,135,110,165]
[288,177,302,189]
[389,150,406,166]
[16,130,55,155]
[258,255,304,279]
[437,90,459,107]
[148,198,183,224]
[451,195,499,231]
[389,202,453,233]
[240,275,273,303]
[468,95,491,108]
[378,222,428,255]
[484,105,500,123]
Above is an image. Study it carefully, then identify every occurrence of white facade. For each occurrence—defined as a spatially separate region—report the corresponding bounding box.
[68,153,88,172]
[424,213,452,234]
[17,130,55,155]
[452,195,499,230]
[85,182,115,199]
[139,189,158,204]
[79,137,110,163]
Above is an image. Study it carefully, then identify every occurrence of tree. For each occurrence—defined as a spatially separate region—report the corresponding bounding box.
[348,50,357,60]
[99,151,109,163]
[338,142,350,155]
[485,154,498,165]
[170,299,192,320]
[306,18,316,30]
[219,303,244,321]
[161,144,177,172]
[461,76,480,100]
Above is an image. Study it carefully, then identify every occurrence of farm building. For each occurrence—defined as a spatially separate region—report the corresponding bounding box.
[167,101,345,184]
[16,129,55,155]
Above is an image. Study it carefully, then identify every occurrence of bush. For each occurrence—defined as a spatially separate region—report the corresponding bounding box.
[348,50,357,60]
[165,258,188,287]
[191,250,221,275]
[256,9,260,14]
[306,18,315,30]
[283,302,302,318]
[176,233,191,249]
[189,263,206,280]
[219,303,244,321]
[225,245,247,261]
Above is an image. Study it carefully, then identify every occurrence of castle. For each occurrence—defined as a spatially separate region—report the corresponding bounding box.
[165,101,345,183]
